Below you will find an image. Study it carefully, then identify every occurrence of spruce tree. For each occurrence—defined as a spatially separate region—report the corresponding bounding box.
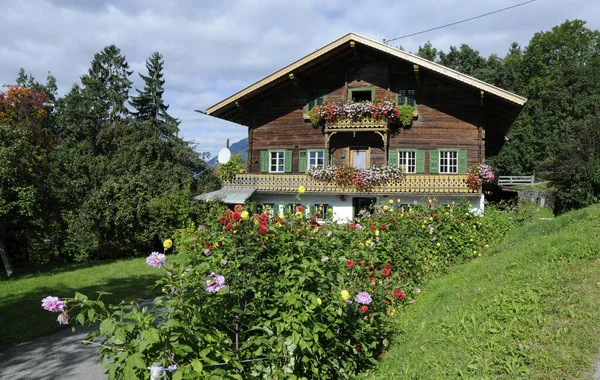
[130,52,179,136]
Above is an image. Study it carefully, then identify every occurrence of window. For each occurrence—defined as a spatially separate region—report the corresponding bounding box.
[439,150,458,173]
[270,151,285,173]
[398,151,416,173]
[349,87,374,102]
[258,203,275,215]
[308,151,325,169]
[307,93,326,111]
[313,204,331,220]
[397,89,416,107]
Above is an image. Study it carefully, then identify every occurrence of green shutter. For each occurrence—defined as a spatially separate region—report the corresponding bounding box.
[458,150,467,174]
[284,150,292,173]
[299,150,307,172]
[323,150,329,167]
[388,149,398,166]
[397,90,407,105]
[416,150,425,173]
[429,150,439,174]
[260,151,269,173]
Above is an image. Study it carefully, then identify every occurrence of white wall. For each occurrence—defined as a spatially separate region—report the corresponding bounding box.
[249,193,484,222]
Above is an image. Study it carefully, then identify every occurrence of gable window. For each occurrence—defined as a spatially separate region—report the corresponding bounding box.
[439,150,458,173]
[260,150,292,173]
[349,87,374,102]
[398,151,416,173]
[270,151,285,173]
[397,89,416,107]
[307,93,326,111]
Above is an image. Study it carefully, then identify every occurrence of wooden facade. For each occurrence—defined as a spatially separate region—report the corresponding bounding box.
[203,33,526,204]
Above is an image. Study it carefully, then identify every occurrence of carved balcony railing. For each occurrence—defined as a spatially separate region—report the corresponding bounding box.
[325,118,389,132]
[223,174,478,194]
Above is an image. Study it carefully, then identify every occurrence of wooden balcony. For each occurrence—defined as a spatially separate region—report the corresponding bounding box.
[223,174,478,194]
[325,118,388,132]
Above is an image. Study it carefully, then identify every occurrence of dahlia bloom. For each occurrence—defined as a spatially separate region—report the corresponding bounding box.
[205,272,226,293]
[41,296,66,312]
[355,291,372,305]
[146,252,167,268]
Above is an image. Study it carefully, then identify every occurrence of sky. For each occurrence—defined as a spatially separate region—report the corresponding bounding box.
[1,0,599,159]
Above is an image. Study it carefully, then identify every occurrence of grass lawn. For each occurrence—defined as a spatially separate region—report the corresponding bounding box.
[373,204,600,379]
[0,257,163,350]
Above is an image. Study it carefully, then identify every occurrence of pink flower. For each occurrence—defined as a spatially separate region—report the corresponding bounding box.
[57,312,69,325]
[42,296,65,312]
[205,272,226,293]
[146,252,166,268]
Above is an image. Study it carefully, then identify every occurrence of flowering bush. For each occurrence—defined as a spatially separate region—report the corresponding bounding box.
[41,198,526,379]
[307,165,404,191]
[466,163,495,190]
[308,99,413,128]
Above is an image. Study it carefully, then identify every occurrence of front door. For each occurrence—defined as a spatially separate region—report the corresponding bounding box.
[350,149,369,169]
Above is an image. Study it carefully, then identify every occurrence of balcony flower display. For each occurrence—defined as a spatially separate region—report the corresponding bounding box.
[466,163,495,190]
[308,99,413,128]
[307,165,404,192]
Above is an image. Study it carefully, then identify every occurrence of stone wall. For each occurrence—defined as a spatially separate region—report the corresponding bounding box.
[518,189,555,210]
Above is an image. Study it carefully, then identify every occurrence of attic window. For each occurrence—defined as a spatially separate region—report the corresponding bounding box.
[397,89,416,107]
[349,87,374,102]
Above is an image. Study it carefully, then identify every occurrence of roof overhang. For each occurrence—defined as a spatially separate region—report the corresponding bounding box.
[194,187,256,204]
[205,33,527,117]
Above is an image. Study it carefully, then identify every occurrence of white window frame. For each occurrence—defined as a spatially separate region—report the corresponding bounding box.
[269,151,285,173]
[439,150,458,174]
[398,151,416,173]
[308,150,325,169]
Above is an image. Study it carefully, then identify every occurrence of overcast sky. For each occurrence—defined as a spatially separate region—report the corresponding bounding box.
[1,0,599,158]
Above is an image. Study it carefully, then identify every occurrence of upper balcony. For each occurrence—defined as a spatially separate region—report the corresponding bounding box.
[223,173,478,195]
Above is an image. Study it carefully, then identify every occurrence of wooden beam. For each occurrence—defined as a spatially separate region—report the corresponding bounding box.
[413,64,421,86]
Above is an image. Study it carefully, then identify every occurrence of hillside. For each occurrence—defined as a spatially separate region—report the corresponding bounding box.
[207,137,248,167]
[374,204,600,379]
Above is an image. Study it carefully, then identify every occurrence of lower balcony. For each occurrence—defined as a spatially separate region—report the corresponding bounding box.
[223,173,478,194]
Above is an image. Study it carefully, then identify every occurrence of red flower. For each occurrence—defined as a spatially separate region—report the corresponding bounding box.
[349,223,355,230]
[224,223,233,231]
[258,226,268,235]
[219,216,227,225]
[381,268,390,277]
[346,260,354,269]
[360,305,368,314]
[385,263,392,270]
[234,204,243,213]
[260,213,269,221]
[393,288,405,299]
[225,209,233,217]
[355,344,361,351]
[359,260,366,268]
[297,206,303,212]
[368,276,375,281]
[370,225,376,231]
[381,224,387,230]
[403,272,408,277]
[232,212,241,221]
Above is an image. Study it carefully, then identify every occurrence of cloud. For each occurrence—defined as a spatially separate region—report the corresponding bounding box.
[1,0,599,157]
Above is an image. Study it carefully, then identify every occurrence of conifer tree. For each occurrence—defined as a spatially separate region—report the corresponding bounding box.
[130,52,178,136]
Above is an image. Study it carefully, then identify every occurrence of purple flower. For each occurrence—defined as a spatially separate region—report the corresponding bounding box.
[42,296,65,312]
[429,227,434,233]
[321,256,329,263]
[146,252,166,268]
[205,272,226,293]
[355,291,372,305]
[220,259,228,266]
[415,287,422,294]
[345,299,353,305]
[376,237,380,243]
[327,231,333,238]
[204,248,211,256]
[413,200,418,205]
[355,223,362,230]
[57,312,69,325]
[432,236,437,241]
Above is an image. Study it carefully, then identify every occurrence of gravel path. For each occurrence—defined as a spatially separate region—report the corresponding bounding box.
[0,327,105,380]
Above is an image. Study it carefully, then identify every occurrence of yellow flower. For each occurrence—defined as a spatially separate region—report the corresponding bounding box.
[397,198,401,203]
[484,244,489,248]
[383,205,389,211]
[317,298,322,306]
[163,239,173,250]
[389,199,394,204]
[161,287,166,293]
[295,211,303,218]
[366,240,372,245]
[341,290,350,300]
[436,242,441,247]
[449,236,453,240]
[375,230,380,237]
[278,213,285,219]
[390,309,396,317]
[241,211,249,220]
[298,186,306,194]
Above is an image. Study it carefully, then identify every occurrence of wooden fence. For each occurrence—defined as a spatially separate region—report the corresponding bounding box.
[497,175,535,186]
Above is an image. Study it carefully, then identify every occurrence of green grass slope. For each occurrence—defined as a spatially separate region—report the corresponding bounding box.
[374,204,600,379]
[0,258,162,350]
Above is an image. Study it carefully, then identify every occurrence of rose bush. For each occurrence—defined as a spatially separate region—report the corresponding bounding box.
[41,197,523,379]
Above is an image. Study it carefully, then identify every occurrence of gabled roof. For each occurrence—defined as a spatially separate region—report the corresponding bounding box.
[205,33,526,116]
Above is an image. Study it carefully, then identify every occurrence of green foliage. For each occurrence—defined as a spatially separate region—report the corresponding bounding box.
[374,204,600,379]
[217,153,245,181]
[49,199,522,378]
[397,104,414,127]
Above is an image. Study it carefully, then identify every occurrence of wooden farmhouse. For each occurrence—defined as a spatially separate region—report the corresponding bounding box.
[199,33,527,221]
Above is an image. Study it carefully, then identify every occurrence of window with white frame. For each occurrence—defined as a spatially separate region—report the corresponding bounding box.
[439,150,458,173]
[270,151,285,173]
[398,151,416,173]
[308,151,325,169]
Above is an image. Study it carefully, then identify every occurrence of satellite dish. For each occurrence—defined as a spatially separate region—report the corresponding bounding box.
[217,147,231,164]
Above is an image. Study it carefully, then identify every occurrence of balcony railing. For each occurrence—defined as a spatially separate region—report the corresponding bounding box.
[325,118,388,132]
[224,174,478,194]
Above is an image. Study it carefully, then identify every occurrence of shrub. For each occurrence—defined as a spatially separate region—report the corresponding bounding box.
[41,198,522,379]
